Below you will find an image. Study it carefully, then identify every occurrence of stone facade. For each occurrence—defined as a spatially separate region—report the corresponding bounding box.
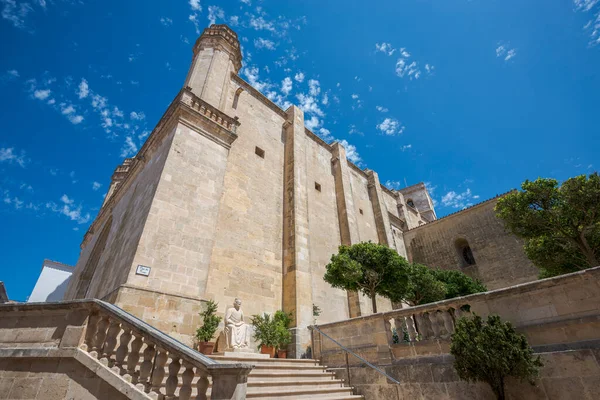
[62,24,538,356]
[404,195,539,290]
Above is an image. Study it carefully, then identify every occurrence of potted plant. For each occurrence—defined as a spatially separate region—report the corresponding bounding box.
[274,310,292,358]
[196,300,222,355]
[251,313,279,358]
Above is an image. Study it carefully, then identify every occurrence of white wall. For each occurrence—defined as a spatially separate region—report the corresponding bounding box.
[28,260,73,302]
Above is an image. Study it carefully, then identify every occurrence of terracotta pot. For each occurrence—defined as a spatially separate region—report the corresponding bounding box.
[198,342,215,355]
[260,345,276,358]
[277,350,287,359]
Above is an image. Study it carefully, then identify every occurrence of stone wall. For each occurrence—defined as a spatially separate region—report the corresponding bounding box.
[0,358,130,400]
[403,197,539,290]
[312,267,600,399]
[330,348,600,400]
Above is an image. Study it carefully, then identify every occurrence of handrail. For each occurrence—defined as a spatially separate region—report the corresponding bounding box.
[311,324,400,385]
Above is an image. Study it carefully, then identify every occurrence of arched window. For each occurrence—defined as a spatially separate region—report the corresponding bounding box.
[232,87,243,109]
[455,238,476,267]
[406,199,415,208]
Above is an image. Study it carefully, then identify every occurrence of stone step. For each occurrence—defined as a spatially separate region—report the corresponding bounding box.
[209,355,321,367]
[248,371,338,382]
[245,386,357,399]
[246,379,346,393]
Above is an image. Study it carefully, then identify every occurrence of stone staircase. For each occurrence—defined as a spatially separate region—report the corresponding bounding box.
[210,355,363,399]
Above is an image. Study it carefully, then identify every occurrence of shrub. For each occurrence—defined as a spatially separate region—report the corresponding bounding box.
[195,300,222,343]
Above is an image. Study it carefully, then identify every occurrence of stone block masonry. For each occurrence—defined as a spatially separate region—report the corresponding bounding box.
[63,24,533,356]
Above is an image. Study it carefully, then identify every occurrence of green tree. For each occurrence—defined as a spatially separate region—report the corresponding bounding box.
[451,314,543,400]
[431,268,487,300]
[404,263,447,306]
[324,242,409,313]
[495,173,600,277]
[195,300,222,343]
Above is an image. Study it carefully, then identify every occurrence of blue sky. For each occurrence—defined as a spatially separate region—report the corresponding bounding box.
[1,0,598,301]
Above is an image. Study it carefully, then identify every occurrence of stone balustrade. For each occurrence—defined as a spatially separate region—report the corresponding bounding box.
[312,266,600,368]
[0,300,253,400]
[182,89,240,134]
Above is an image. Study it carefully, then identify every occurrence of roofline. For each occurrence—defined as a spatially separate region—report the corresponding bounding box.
[404,190,516,233]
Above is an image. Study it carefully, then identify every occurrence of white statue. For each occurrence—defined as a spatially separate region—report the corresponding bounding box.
[224,298,250,350]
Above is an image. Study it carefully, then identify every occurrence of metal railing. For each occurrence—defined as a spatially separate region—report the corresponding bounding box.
[310,325,400,386]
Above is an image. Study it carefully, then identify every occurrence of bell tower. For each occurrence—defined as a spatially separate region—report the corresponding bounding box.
[183,24,243,111]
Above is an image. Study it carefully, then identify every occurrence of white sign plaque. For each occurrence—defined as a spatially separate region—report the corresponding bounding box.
[136,265,151,276]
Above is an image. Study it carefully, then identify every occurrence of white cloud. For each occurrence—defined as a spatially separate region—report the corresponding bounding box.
[296,93,324,117]
[441,188,478,209]
[308,79,320,96]
[254,37,276,50]
[130,111,145,120]
[321,93,329,105]
[0,147,27,167]
[242,66,272,92]
[92,181,102,191]
[229,15,239,26]
[375,42,395,56]
[1,0,34,29]
[281,77,293,95]
[339,139,362,165]
[496,43,517,61]
[46,194,91,224]
[189,0,201,11]
[189,13,200,35]
[61,104,75,115]
[351,94,359,99]
[376,106,388,113]
[349,124,364,136]
[394,48,433,80]
[5,69,19,79]
[68,115,84,124]
[377,118,405,135]
[385,180,403,190]
[207,5,224,25]
[77,78,89,99]
[294,72,305,83]
[160,17,173,26]
[33,89,51,100]
[401,144,412,151]
[120,136,138,157]
[304,115,320,130]
[249,15,275,32]
[318,128,333,142]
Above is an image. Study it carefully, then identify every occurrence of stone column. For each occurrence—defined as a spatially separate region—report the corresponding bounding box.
[282,105,314,358]
[331,143,362,317]
[366,169,393,247]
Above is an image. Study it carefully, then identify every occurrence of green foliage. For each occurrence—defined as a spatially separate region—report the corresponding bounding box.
[252,311,292,350]
[312,304,322,318]
[405,263,447,306]
[324,242,409,312]
[495,173,600,278]
[195,300,222,343]
[451,314,543,400]
[430,269,487,300]
[404,265,487,306]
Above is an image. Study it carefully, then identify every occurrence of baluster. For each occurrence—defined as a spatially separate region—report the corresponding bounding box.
[383,317,395,345]
[100,319,121,366]
[165,356,181,400]
[180,363,195,400]
[196,374,209,400]
[405,315,417,342]
[415,313,432,340]
[126,335,143,383]
[90,315,110,358]
[150,348,168,396]
[138,342,156,392]
[434,311,447,338]
[81,313,100,351]
[441,310,455,337]
[114,327,132,374]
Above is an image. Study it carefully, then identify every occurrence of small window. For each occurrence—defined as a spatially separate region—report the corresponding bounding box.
[407,199,415,208]
[232,87,243,109]
[315,182,321,192]
[255,146,265,158]
[359,208,364,215]
[455,238,476,267]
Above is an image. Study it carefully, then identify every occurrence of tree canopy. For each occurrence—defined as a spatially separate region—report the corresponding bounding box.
[324,242,409,313]
[495,173,600,277]
[451,314,543,400]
